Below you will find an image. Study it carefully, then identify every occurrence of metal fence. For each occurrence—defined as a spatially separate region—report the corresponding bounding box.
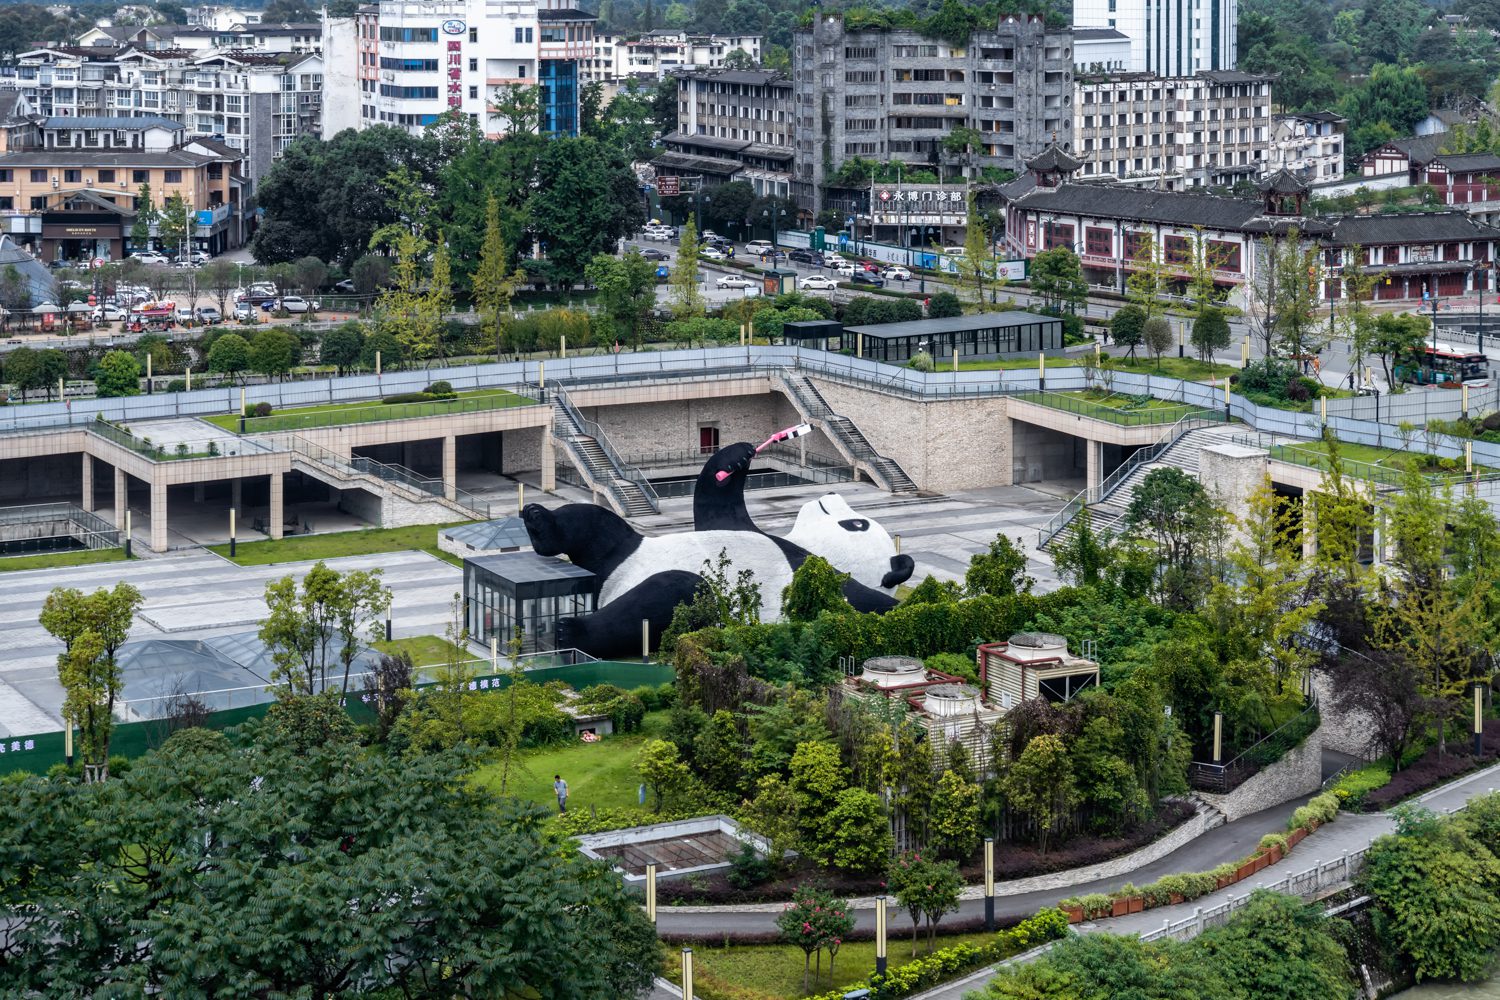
[1137,848,1369,945]
[0,500,121,552]
[1324,381,1500,423]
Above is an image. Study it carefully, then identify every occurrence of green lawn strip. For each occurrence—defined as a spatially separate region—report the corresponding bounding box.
[471,711,669,814]
[202,388,527,433]
[0,548,128,573]
[1269,438,1494,481]
[208,521,470,566]
[370,634,470,667]
[662,931,1001,1000]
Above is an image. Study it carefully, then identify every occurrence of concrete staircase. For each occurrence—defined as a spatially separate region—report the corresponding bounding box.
[280,435,490,521]
[551,390,659,519]
[1041,423,1239,552]
[1184,792,1228,832]
[776,370,919,494]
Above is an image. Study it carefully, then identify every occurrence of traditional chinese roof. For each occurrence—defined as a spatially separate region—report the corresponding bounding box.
[1257,168,1308,195]
[1026,143,1082,174]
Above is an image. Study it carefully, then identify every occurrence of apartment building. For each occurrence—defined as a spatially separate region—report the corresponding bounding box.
[791,14,1073,215]
[319,0,592,138]
[76,22,322,54]
[186,4,264,29]
[1268,110,1345,183]
[1073,0,1238,75]
[582,31,761,99]
[653,67,792,198]
[1073,69,1272,189]
[0,96,246,261]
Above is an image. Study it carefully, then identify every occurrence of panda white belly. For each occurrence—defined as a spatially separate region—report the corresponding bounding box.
[600,531,795,622]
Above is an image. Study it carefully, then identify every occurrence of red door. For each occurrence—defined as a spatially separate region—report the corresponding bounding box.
[699,426,720,455]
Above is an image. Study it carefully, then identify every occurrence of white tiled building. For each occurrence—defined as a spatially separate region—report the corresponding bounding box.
[582,31,761,99]
[1073,0,1238,75]
[1268,110,1345,183]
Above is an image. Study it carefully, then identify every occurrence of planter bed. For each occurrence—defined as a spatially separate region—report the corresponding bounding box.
[1362,719,1500,811]
[654,800,1194,906]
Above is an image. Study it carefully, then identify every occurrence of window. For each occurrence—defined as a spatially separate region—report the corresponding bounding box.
[28,169,45,183]
[63,169,80,183]
[514,26,532,42]
[469,27,477,42]
[29,196,45,210]
[0,197,10,211]
[380,57,439,71]
[0,170,9,182]
[1085,226,1113,257]
[379,84,440,99]
[469,86,477,98]
[469,58,477,71]
[1164,235,1191,265]
[132,169,148,183]
[1124,230,1151,260]
[379,27,438,42]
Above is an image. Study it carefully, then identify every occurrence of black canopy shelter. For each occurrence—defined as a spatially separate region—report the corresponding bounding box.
[464,552,598,653]
[782,319,843,350]
[841,311,1064,363]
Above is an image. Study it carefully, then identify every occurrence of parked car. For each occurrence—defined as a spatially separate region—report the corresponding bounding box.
[788,249,821,265]
[333,278,356,292]
[172,259,198,269]
[850,271,885,288]
[279,295,314,313]
[744,240,774,255]
[234,301,255,321]
[176,251,210,265]
[196,305,222,323]
[800,274,839,291]
[700,246,727,261]
[175,305,194,323]
[884,266,912,281]
[834,261,857,277]
[637,247,668,261]
[92,304,126,322]
[129,251,169,265]
[823,252,848,266]
[716,274,756,289]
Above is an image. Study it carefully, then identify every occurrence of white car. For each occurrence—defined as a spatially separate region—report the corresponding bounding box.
[744,240,774,255]
[700,246,727,261]
[822,253,848,266]
[196,305,222,323]
[130,251,169,265]
[884,266,912,281]
[279,295,314,313]
[175,306,194,323]
[834,262,857,277]
[716,274,756,289]
[92,304,126,322]
[801,274,839,291]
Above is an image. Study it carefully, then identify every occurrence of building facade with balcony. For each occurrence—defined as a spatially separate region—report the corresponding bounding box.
[1072,69,1271,190]
[791,14,1074,215]
[653,68,792,198]
[582,31,762,99]
[1269,110,1345,183]
[1073,0,1237,75]
[1000,150,1500,304]
[0,103,246,261]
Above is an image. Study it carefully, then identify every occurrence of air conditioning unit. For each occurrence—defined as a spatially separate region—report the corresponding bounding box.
[51,178,57,188]
[86,178,92,186]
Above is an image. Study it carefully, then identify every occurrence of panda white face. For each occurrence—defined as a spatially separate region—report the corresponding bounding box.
[785,493,914,593]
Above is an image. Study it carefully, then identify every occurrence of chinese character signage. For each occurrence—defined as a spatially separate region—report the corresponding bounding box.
[447,41,463,108]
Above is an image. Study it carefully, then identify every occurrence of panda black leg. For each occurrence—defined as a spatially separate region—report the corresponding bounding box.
[842,577,900,613]
[556,570,702,659]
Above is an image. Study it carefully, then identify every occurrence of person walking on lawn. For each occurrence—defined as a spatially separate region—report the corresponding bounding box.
[554,774,569,813]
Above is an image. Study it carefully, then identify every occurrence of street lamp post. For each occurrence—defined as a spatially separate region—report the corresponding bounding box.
[762,206,787,252]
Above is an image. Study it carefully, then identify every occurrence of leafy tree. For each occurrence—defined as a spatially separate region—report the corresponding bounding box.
[93,350,142,397]
[130,181,155,251]
[1191,308,1231,363]
[1004,734,1078,854]
[259,562,346,696]
[207,332,251,383]
[694,708,748,797]
[1143,315,1174,369]
[291,256,328,299]
[776,887,854,990]
[820,787,893,872]
[0,727,658,997]
[4,345,42,401]
[966,533,1033,598]
[888,852,964,955]
[374,229,439,362]
[1125,233,1168,318]
[927,290,963,318]
[528,136,645,284]
[781,554,850,622]
[39,583,144,781]
[319,322,365,375]
[472,195,524,352]
[1111,303,1146,358]
[928,768,982,859]
[586,251,658,349]
[361,329,403,372]
[744,773,801,866]
[1052,506,1115,588]
[1126,466,1221,609]
[1371,311,1428,386]
[351,253,394,295]
[670,213,704,319]
[1363,806,1500,982]
[637,738,693,811]
[156,191,191,258]
[250,328,298,381]
[953,194,1001,305]
[1272,233,1324,362]
[1030,247,1087,313]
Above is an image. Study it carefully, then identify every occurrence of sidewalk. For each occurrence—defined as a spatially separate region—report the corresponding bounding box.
[907,760,1500,1000]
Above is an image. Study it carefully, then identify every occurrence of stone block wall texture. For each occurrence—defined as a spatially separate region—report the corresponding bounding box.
[808,379,1012,492]
[1200,730,1323,823]
[1312,670,1378,759]
[379,488,462,529]
[583,396,780,459]
[502,427,544,474]
[1200,443,1269,550]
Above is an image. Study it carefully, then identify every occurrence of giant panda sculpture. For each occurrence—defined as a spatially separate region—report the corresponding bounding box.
[521,440,911,659]
[786,492,914,596]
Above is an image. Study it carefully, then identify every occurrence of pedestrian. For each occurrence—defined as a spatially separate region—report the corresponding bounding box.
[554,774,569,813]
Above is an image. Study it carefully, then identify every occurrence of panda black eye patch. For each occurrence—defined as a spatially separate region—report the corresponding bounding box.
[839,519,870,532]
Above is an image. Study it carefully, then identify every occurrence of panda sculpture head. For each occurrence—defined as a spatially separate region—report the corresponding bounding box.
[785,493,914,592]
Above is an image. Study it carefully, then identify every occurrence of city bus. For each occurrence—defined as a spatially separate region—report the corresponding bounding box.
[1393,344,1490,385]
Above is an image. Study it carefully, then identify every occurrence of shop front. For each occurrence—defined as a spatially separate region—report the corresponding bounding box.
[40,211,127,265]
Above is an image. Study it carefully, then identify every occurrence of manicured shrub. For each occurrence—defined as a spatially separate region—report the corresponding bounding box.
[423,380,455,397]
[1258,832,1289,854]
[381,391,440,405]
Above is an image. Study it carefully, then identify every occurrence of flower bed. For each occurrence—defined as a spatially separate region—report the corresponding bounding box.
[1058,792,1340,923]
[1360,720,1500,811]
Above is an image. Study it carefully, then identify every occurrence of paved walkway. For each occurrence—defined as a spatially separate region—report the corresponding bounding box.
[906,761,1500,1000]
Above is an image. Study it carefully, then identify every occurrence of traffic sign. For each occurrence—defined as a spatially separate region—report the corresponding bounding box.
[91,257,104,268]
[656,176,681,197]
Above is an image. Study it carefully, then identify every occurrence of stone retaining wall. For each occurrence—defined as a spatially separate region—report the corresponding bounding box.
[1199,732,1324,823]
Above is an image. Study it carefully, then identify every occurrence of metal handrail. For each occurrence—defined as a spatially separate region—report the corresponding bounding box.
[1010,389,1200,426]
[278,434,491,520]
[552,385,661,512]
[1037,408,1225,548]
[1189,693,1321,794]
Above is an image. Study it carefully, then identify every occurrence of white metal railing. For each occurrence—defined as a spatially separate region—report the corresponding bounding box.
[552,385,660,513]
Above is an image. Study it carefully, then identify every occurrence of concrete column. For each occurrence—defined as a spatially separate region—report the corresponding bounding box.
[402,441,417,469]
[230,477,242,512]
[269,473,284,540]
[1085,439,1103,493]
[149,477,168,553]
[113,466,127,529]
[442,435,457,501]
[192,482,205,503]
[80,454,94,513]
[541,426,557,492]
[1301,493,1317,561]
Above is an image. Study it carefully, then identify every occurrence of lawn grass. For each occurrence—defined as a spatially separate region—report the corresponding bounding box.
[1269,438,1495,483]
[954,354,1237,380]
[661,930,1003,1000]
[202,388,530,433]
[471,711,669,814]
[371,634,469,667]
[0,547,128,573]
[208,521,470,567]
